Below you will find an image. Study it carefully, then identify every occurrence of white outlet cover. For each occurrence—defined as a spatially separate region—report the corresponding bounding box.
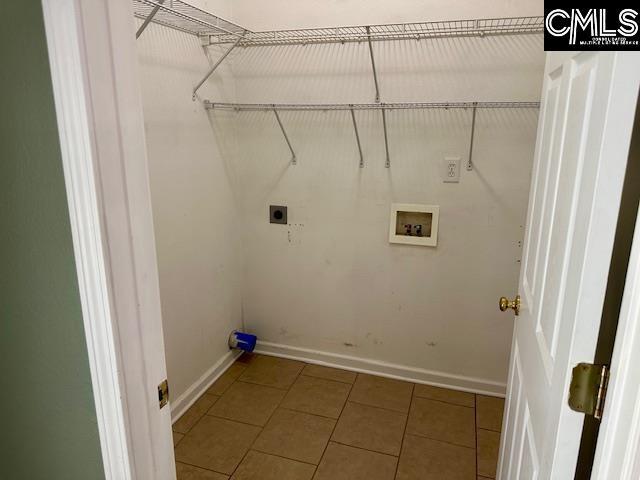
[443,156,461,183]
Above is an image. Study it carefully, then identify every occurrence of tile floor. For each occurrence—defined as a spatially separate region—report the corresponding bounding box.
[172,353,505,480]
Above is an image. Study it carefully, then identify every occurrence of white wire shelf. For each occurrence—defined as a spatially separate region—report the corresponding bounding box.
[132,2,543,46]
[204,101,541,111]
[208,17,544,46]
[133,0,247,38]
[205,101,540,169]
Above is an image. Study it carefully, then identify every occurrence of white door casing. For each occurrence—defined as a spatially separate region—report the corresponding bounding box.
[498,52,640,479]
[42,0,176,478]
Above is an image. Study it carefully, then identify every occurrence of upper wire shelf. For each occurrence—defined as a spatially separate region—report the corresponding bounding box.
[132,0,247,38]
[204,101,541,111]
[207,17,544,46]
[132,1,543,46]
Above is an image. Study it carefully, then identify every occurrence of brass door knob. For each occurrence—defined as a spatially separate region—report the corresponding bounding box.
[499,295,521,316]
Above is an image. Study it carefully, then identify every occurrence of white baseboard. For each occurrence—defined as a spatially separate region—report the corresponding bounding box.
[170,349,243,423]
[255,341,506,397]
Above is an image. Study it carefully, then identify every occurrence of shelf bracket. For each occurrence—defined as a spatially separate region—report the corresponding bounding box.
[381,107,390,168]
[467,102,477,171]
[136,0,165,39]
[366,26,381,103]
[192,32,246,100]
[273,107,297,165]
[349,107,364,168]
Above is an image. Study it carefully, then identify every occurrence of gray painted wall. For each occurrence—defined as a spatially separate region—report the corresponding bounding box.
[0,2,105,479]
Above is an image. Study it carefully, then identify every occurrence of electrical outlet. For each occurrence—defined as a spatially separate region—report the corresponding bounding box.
[443,157,460,183]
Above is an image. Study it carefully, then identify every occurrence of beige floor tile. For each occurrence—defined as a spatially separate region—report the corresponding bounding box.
[313,442,397,480]
[253,408,335,464]
[239,356,304,389]
[331,401,406,456]
[174,394,221,434]
[173,432,185,447]
[175,416,260,475]
[176,462,229,480]
[208,381,285,426]
[413,384,475,408]
[348,374,413,413]
[302,364,357,384]
[231,451,315,480]
[476,396,505,432]
[407,397,475,448]
[477,429,500,478]
[281,375,351,418]
[396,434,476,480]
[207,363,247,396]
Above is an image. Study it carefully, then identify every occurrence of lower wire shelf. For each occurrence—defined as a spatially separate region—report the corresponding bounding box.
[204,100,540,169]
[204,100,540,111]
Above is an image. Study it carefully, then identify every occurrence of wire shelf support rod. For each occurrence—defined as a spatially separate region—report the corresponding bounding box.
[193,32,246,100]
[466,103,478,171]
[366,26,381,103]
[136,0,165,39]
[273,107,297,165]
[350,107,364,168]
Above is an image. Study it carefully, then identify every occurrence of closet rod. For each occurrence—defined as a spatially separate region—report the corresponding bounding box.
[204,101,540,111]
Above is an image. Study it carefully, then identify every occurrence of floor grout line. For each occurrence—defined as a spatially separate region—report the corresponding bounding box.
[343,398,410,416]
[402,432,476,451]
[274,405,342,421]
[412,395,476,409]
[227,357,306,477]
[477,427,503,433]
[235,378,292,391]
[326,439,400,459]
[347,398,410,415]
[173,394,220,437]
[312,371,357,479]
[475,393,479,477]
[203,410,273,428]
[300,371,356,385]
[173,458,231,477]
[393,383,414,479]
[246,448,319,467]
[172,432,185,448]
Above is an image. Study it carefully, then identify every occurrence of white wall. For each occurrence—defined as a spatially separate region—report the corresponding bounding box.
[135,14,243,402]
[206,1,545,391]
[232,0,543,31]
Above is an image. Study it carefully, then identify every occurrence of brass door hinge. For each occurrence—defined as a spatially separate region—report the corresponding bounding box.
[568,363,609,420]
[158,379,169,409]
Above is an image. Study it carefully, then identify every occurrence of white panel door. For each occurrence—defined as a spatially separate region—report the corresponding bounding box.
[498,52,640,479]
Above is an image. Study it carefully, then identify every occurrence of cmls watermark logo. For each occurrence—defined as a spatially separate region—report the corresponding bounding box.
[544,6,640,50]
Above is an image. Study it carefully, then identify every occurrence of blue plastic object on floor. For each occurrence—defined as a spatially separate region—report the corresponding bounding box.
[228,330,257,352]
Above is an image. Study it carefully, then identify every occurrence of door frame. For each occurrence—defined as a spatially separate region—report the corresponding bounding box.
[41,0,640,478]
[41,0,174,478]
[591,160,640,475]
